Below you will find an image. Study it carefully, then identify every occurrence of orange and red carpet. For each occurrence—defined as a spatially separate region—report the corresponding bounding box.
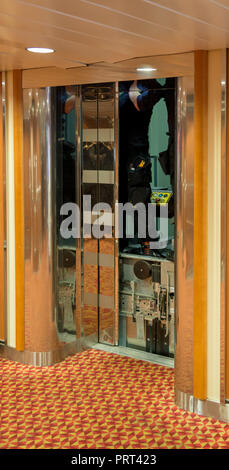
[0,349,229,449]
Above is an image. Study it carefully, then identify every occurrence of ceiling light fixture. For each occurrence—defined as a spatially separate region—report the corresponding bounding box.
[137,67,157,72]
[26,47,55,54]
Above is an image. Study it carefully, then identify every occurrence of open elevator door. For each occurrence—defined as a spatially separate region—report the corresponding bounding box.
[118,78,176,359]
[54,79,175,359]
[55,83,117,347]
[81,77,176,357]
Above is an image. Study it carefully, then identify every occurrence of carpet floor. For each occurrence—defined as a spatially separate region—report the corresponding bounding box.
[0,349,229,449]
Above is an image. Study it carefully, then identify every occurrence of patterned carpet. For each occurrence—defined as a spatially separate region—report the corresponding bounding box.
[0,349,229,449]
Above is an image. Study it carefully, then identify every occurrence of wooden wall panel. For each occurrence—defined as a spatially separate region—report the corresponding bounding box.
[0,73,5,341]
[13,70,24,351]
[207,50,223,403]
[193,51,208,400]
[226,50,229,399]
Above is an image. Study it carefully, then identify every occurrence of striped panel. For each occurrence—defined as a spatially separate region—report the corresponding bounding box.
[226,49,229,400]
[6,71,16,348]
[5,71,24,350]
[13,70,24,352]
[0,74,5,341]
[193,51,208,400]
[207,50,223,403]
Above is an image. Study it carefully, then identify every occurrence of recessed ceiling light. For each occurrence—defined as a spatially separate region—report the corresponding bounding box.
[136,67,157,72]
[26,47,55,54]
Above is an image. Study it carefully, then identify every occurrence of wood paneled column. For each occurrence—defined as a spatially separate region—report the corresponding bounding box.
[193,51,208,400]
[13,70,24,351]
[226,50,229,399]
[6,70,24,351]
[0,73,5,342]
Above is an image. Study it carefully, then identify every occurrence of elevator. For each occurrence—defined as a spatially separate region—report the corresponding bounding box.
[7,51,229,424]
[23,76,180,366]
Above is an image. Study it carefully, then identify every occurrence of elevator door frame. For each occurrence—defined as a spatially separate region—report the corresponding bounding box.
[18,52,195,367]
[79,75,195,368]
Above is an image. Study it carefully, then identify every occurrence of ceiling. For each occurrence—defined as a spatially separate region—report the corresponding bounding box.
[0,0,229,72]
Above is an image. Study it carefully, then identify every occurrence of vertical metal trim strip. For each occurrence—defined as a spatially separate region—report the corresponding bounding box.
[96,89,100,343]
[114,82,119,345]
[175,72,195,396]
[76,85,83,341]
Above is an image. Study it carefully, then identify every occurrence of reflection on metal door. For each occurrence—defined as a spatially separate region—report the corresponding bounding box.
[55,85,78,344]
[81,84,116,347]
[23,83,117,357]
[50,84,117,348]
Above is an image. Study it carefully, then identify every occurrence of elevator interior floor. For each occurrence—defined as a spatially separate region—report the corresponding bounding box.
[0,350,229,449]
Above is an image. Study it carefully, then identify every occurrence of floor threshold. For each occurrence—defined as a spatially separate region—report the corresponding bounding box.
[93,343,174,368]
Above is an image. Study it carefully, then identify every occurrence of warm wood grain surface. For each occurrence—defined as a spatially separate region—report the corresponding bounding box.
[193,51,208,400]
